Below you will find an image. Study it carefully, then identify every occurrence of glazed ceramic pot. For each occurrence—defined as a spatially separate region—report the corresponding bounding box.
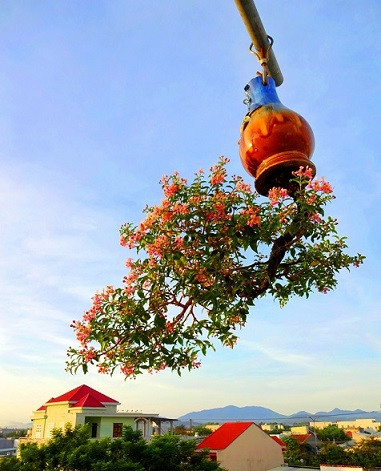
[239,76,315,196]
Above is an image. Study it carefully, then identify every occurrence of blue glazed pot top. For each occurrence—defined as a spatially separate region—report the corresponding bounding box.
[244,76,282,112]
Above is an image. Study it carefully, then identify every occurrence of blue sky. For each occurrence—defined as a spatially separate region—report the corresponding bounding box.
[1,0,380,426]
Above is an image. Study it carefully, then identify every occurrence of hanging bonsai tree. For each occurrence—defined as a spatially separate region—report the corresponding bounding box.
[66,157,364,378]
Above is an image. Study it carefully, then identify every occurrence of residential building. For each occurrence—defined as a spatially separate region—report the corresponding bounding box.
[21,384,175,445]
[290,425,309,434]
[290,433,317,448]
[336,419,381,431]
[270,435,287,452]
[310,418,381,432]
[197,422,284,471]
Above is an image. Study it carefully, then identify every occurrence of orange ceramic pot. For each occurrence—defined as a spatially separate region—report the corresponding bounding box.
[239,76,315,196]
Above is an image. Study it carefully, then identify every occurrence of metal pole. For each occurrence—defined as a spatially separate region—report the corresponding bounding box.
[234,0,284,86]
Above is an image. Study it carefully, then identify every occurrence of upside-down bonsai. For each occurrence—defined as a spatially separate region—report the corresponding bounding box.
[67,157,363,378]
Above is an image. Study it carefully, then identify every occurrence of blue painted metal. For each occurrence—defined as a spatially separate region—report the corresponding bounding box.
[244,76,282,112]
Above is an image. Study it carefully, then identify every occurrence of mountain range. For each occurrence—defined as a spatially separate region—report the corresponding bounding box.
[178,405,381,425]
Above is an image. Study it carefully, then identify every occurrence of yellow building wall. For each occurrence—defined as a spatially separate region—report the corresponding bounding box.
[42,404,76,438]
[217,424,284,471]
[261,424,284,432]
[31,417,46,440]
[291,425,309,434]
[31,404,77,439]
[337,419,381,430]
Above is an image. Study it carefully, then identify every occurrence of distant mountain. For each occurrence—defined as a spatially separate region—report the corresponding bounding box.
[177,406,381,424]
[179,405,286,423]
[0,422,32,429]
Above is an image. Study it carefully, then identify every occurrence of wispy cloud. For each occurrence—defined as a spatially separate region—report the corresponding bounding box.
[239,340,314,368]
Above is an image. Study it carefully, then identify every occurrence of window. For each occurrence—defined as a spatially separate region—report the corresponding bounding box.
[113,423,123,438]
[136,419,146,437]
[47,423,55,437]
[35,424,42,439]
[91,423,98,438]
[209,452,217,462]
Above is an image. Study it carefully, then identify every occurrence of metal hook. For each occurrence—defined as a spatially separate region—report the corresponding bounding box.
[249,35,274,85]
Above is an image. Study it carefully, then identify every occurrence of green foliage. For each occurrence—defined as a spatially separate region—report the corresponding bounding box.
[145,434,219,471]
[66,158,364,378]
[283,436,302,465]
[318,443,349,465]
[0,456,21,471]
[2,425,223,471]
[18,442,46,471]
[282,436,318,467]
[350,438,381,467]
[193,426,213,437]
[263,426,287,435]
[316,424,350,443]
[318,438,381,467]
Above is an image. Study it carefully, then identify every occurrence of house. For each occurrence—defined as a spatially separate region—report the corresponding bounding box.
[336,418,381,432]
[290,433,317,448]
[270,435,286,452]
[290,425,309,434]
[197,422,284,471]
[23,384,175,444]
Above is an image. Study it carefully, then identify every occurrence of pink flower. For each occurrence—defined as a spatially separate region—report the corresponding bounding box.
[308,177,333,194]
[241,206,261,227]
[125,258,134,269]
[174,236,184,250]
[309,212,322,223]
[172,202,189,215]
[121,364,135,376]
[210,172,226,185]
[81,347,96,363]
[98,364,110,374]
[292,166,314,179]
[268,187,289,206]
[163,183,180,197]
[166,322,174,333]
[235,180,252,193]
[74,323,91,345]
[210,162,227,185]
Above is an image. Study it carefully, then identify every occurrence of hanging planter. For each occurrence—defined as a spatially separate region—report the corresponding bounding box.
[239,76,316,196]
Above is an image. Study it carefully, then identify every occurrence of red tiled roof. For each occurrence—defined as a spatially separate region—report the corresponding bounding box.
[46,385,119,406]
[290,433,312,444]
[197,422,253,450]
[72,393,106,408]
[271,435,287,450]
[37,405,47,411]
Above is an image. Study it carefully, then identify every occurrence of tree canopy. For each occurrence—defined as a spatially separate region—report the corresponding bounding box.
[316,424,351,443]
[66,158,364,378]
[319,439,381,467]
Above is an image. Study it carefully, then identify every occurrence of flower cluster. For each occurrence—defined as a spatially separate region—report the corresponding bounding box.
[67,157,364,379]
